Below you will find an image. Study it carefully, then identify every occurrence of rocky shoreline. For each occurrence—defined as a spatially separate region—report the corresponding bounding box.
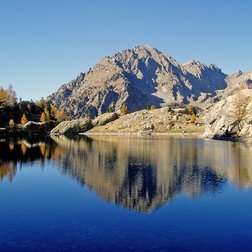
[3,89,252,144]
[82,131,202,137]
[50,94,252,144]
[50,107,205,137]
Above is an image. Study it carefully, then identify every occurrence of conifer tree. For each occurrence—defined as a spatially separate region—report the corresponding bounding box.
[227,87,248,131]
[7,83,17,106]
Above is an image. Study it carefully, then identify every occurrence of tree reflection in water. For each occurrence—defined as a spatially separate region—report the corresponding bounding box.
[1,136,252,212]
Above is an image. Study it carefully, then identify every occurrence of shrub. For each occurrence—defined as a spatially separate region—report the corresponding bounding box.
[191,113,196,123]
[191,106,198,115]
[183,105,198,115]
[121,103,128,115]
[184,105,191,114]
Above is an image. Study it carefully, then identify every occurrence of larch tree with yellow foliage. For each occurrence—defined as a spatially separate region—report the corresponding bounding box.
[9,119,15,128]
[120,103,128,115]
[21,114,28,125]
[40,112,46,123]
[0,84,17,107]
[51,105,68,122]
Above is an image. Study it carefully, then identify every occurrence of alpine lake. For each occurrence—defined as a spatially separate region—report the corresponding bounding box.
[1,135,252,251]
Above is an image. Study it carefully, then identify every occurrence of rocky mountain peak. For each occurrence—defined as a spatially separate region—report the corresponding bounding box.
[182,59,227,91]
[47,46,232,119]
[109,44,181,70]
[183,60,206,67]
[183,60,223,76]
[225,70,252,92]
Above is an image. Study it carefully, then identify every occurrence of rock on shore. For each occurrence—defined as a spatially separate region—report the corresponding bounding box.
[92,112,119,127]
[50,112,120,136]
[50,118,92,136]
[203,89,252,143]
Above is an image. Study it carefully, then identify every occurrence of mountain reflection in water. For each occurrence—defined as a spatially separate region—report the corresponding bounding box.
[1,136,252,212]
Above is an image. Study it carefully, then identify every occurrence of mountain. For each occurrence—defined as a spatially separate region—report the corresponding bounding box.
[47,45,228,118]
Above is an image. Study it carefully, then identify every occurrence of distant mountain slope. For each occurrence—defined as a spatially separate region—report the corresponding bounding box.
[182,60,227,90]
[47,45,228,118]
[224,70,252,95]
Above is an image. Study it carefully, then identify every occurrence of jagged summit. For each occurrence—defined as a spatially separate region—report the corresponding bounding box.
[47,46,229,119]
[183,60,222,73]
[106,44,159,59]
[123,44,159,53]
[130,44,157,51]
[224,70,252,95]
[182,60,227,90]
[183,60,206,67]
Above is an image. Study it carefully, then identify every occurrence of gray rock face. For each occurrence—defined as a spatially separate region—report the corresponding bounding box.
[182,60,227,90]
[47,45,228,119]
[92,112,118,127]
[50,118,92,136]
[222,70,252,97]
[203,89,252,143]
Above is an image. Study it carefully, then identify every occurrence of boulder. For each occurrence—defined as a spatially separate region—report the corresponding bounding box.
[203,89,252,142]
[51,118,93,136]
[92,112,119,127]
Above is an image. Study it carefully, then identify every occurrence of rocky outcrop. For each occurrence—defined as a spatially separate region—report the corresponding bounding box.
[221,70,252,97]
[47,45,228,119]
[85,107,204,134]
[203,89,252,143]
[50,118,92,136]
[92,112,119,127]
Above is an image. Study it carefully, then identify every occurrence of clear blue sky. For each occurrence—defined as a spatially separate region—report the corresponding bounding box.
[0,0,251,100]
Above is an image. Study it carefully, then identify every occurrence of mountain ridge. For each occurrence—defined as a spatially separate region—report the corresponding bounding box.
[47,45,248,118]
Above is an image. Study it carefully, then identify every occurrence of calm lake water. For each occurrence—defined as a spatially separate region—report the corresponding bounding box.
[1,136,252,251]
